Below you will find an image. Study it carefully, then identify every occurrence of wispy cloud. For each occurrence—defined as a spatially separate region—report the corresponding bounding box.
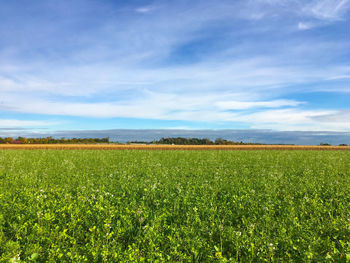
[0,119,54,128]
[303,0,350,21]
[297,22,313,30]
[0,0,349,133]
[216,100,303,110]
[135,6,154,13]
[311,110,350,123]
[326,75,350,80]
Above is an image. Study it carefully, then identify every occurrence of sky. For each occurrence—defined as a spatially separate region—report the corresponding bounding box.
[1,0,350,138]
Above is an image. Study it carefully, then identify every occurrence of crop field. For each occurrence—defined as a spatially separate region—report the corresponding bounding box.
[1,144,350,151]
[0,150,350,262]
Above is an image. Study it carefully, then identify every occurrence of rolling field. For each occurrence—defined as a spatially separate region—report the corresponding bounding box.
[0,150,350,262]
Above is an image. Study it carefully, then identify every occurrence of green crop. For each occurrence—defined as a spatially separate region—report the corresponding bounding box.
[0,150,349,262]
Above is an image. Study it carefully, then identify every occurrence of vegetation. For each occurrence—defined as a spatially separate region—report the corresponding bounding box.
[154,137,240,145]
[0,144,349,151]
[1,136,347,146]
[0,150,350,262]
[130,137,260,145]
[1,136,253,145]
[0,137,110,144]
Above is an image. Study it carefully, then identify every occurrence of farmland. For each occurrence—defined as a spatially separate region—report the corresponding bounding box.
[0,150,350,262]
[0,144,350,151]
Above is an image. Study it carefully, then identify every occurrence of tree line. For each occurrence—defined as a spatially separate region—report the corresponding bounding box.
[0,137,110,144]
[1,136,255,145]
[1,136,347,146]
[131,137,262,145]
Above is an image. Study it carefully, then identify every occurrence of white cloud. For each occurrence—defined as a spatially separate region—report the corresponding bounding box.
[312,110,350,123]
[135,7,153,13]
[237,108,334,124]
[1,87,350,131]
[216,99,303,110]
[0,119,53,128]
[298,22,313,30]
[306,0,350,20]
[248,0,350,28]
[2,91,350,131]
[235,109,350,131]
[1,0,350,132]
[326,75,350,80]
[2,54,349,99]
[0,90,300,120]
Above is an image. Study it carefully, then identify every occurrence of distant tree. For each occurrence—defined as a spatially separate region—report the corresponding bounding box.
[0,136,114,144]
[17,137,28,144]
[152,137,260,145]
[5,137,13,144]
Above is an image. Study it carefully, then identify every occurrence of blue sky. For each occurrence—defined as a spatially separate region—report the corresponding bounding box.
[1,0,350,134]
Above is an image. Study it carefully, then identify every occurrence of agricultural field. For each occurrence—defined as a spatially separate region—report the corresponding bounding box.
[1,144,350,151]
[0,150,350,262]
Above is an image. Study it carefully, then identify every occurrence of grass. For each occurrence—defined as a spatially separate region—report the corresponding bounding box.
[0,150,350,262]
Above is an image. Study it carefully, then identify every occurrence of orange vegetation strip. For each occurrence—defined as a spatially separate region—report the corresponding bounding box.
[0,144,350,151]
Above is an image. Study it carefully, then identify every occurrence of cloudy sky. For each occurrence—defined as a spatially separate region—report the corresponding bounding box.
[1,0,350,134]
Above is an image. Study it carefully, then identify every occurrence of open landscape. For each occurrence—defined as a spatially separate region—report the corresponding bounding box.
[1,0,350,262]
[1,144,350,151]
[1,149,349,262]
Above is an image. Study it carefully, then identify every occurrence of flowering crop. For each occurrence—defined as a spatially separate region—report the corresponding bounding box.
[0,150,349,262]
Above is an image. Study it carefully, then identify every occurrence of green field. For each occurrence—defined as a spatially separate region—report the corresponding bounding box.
[0,150,350,262]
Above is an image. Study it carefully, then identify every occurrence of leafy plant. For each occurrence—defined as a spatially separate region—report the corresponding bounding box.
[0,150,349,262]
